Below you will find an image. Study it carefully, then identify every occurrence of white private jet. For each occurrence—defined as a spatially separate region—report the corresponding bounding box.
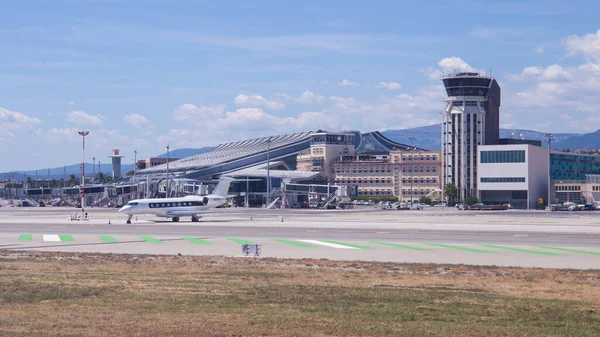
[118,176,234,223]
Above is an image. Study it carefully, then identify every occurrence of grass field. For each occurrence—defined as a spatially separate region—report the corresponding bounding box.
[1,251,599,336]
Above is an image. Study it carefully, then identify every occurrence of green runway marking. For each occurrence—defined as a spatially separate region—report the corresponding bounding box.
[58,235,74,242]
[227,238,255,245]
[274,239,315,248]
[537,246,600,256]
[99,235,118,243]
[480,244,563,256]
[320,240,371,250]
[183,237,211,245]
[425,243,495,254]
[139,236,163,244]
[370,242,433,251]
[18,234,32,241]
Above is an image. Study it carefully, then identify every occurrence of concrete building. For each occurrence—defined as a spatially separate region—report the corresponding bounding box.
[296,132,356,180]
[108,149,125,179]
[441,71,501,201]
[477,144,548,209]
[332,150,441,201]
[136,157,180,170]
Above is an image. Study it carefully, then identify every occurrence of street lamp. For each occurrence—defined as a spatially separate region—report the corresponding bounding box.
[93,157,96,182]
[78,130,89,218]
[166,145,170,198]
[266,138,271,206]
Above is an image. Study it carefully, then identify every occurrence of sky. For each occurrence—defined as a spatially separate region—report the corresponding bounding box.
[2,0,600,172]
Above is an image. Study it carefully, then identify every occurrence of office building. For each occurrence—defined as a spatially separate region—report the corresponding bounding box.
[477,144,548,209]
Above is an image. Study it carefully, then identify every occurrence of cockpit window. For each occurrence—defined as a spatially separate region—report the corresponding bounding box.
[127,202,139,206]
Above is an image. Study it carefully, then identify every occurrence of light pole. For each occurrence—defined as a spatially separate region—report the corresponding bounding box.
[92,157,96,182]
[408,137,416,205]
[545,132,554,209]
[47,168,50,194]
[266,138,271,206]
[78,131,89,218]
[63,166,66,188]
[134,150,137,178]
[166,145,170,198]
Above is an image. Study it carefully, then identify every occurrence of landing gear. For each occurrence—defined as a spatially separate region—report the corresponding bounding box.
[172,217,180,223]
[126,214,132,224]
[191,215,201,222]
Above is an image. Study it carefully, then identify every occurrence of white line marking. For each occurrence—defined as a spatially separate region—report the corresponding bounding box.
[298,240,359,249]
[43,234,61,242]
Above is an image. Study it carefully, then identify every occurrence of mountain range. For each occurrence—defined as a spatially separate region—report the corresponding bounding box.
[2,125,599,180]
[380,124,581,150]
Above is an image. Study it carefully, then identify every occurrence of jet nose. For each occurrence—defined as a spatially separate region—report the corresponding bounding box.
[118,205,131,213]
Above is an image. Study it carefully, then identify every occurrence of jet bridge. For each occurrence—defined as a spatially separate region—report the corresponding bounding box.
[281,182,348,208]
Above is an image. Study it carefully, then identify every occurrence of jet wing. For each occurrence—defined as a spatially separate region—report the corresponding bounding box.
[165,210,202,216]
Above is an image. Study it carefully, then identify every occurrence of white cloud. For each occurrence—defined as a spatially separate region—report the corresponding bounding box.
[68,101,75,105]
[376,81,402,90]
[339,79,360,86]
[565,29,600,62]
[425,57,480,80]
[503,29,600,132]
[0,107,42,141]
[67,110,103,126]
[40,128,79,143]
[234,94,285,110]
[508,64,569,81]
[534,45,544,54]
[172,104,226,121]
[276,90,325,104]
[124,113,149,128]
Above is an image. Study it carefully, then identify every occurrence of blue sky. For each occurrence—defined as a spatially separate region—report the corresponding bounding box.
[2,0,600,172]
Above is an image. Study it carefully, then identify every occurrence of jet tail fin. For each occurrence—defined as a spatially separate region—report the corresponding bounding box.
[212,176,235,197]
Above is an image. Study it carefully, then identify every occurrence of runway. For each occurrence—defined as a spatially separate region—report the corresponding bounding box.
[1,207,599,269]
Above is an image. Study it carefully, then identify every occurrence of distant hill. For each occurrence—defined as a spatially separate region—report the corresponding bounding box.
[155,147,214,159]
[552,130,600,151]
[383,124,581,151]
[0,163,135,181]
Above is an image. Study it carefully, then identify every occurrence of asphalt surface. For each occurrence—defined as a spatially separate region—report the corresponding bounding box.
[1,207,599,269]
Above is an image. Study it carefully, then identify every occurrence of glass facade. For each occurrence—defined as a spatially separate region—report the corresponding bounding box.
[480,150,525,163]
[480,177,526,183]
[550,153,600,181]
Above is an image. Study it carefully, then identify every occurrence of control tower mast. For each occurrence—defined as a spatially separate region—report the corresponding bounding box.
[441,71,501,202]
[108,149,125,179]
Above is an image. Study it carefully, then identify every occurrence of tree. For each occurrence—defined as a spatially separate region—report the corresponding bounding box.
[97,172,107,183]
[443,183,457,202]
[465,195,479,206]
[419,196,433,206]
[26,177,33,188]
[68,174,78,186]
[125,170,135,177]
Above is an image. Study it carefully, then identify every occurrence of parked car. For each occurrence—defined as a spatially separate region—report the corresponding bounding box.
[469,203,484,210]
[455,203,466,210]
[434,203,447,207]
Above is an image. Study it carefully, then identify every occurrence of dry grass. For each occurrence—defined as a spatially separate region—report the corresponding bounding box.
[0,251,599,336]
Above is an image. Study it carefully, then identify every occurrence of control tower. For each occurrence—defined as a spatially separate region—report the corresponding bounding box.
[441,71,501,202]
[108,149,125,178]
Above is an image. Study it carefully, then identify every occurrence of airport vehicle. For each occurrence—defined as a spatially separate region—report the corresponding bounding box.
[118,177,234,223]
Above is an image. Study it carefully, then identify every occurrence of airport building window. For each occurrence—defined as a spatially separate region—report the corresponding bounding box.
[480,150,525,163]
[480,177,526,183]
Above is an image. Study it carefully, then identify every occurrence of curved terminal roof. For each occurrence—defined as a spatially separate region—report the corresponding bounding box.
[139,131,314,175]
[356,131,423,153]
